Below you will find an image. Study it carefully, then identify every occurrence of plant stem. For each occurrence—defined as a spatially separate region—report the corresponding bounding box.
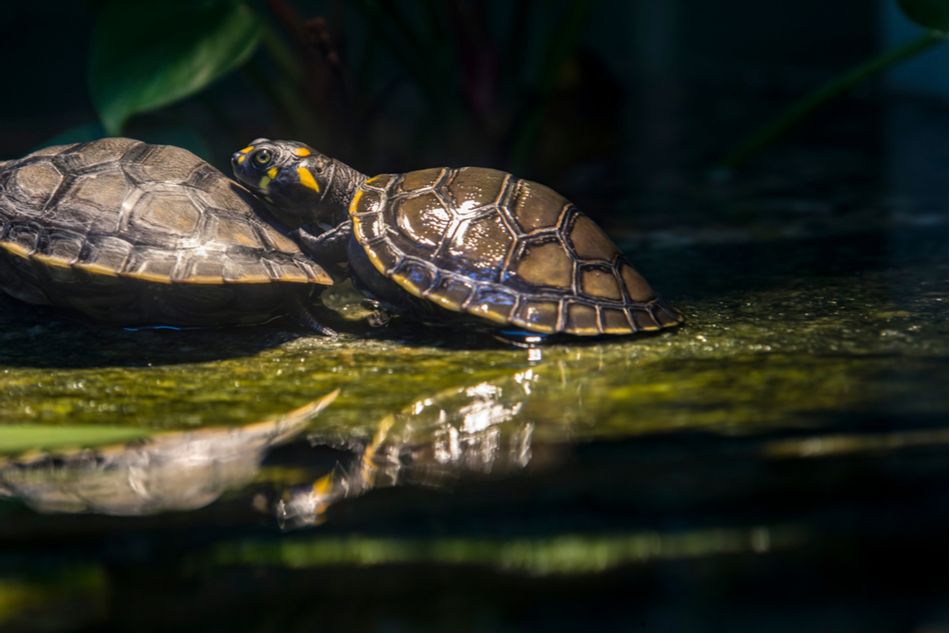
[719,30,945,170]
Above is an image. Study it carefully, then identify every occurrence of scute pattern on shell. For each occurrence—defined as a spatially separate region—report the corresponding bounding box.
[350,167,682,335]
[0,138,329,286]
[0,138,332,326]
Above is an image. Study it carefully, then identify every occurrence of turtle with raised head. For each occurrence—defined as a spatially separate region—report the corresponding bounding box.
[0,138,333,327]
[231,139,682,338]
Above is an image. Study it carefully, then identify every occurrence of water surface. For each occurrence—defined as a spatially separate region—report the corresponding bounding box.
[0,108,946,632]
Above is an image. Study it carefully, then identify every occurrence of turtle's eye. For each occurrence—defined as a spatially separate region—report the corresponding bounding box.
[253,149,273,166]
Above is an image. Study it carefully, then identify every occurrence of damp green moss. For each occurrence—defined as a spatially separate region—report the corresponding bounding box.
[0,226,946,455]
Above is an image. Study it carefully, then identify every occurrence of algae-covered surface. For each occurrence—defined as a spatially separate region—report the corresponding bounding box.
[1,130,947,631]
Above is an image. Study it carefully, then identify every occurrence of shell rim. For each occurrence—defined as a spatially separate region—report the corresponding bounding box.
[0,239,332,286]
[348,172,684,336]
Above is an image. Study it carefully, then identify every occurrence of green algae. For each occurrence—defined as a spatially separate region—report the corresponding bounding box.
[205,525,804,576]
[0,203,944,633]
[0,565,107,628]
[0,225,945,456]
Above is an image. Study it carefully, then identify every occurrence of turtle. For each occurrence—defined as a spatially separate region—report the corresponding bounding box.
[0,138,333,327]
[0,390,338,516]
[230,139,683,338]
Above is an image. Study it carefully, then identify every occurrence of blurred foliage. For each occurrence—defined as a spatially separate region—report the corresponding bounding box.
[90,0,262,135]
[28,0,950,174]
[69,0,618,178]
[0,566,107,629]
[720,0,946,169]
[206,527,801,575]
[898,0,949,31]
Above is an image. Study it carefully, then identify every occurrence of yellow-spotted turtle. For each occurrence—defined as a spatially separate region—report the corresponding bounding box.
[231,139,682,338]
[0,138,332,326]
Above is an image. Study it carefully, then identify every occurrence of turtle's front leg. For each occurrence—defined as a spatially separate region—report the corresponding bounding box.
[291,294,339,336]
[294,221,352,281]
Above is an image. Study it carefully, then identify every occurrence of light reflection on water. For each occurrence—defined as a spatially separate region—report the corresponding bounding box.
[279,369,542,528]
[2,332,946,528]
[0,367,556,525]
[0,135,944,632]
[0,109,944,631]
[0,392,337,515]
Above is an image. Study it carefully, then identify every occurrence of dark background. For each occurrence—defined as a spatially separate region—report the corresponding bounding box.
[0,2,946,632]
[1,0,946,223]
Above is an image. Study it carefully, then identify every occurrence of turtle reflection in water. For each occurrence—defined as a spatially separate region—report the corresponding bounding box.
[277,370,545,528]
[232,140,682,339]
[0,391,337,516]
[0,139,333,327]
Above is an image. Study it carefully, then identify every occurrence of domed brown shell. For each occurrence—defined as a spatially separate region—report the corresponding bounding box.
[0,138,331,325]
[349,167,682,335]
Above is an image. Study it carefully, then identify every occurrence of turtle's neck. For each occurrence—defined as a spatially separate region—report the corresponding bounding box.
[323,159,366,227]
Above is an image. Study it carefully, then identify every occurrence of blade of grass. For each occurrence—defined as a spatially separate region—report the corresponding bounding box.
[0,425,150,454]
[718,30,945,171]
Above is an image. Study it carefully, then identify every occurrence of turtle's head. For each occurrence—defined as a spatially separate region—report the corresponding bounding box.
[231,139,352,227]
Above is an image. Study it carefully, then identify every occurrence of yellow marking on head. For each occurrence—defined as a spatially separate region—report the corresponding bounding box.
[365,175,383,184]
[267,166,278,179]
[297,166,320,193]
[294,147,312,157]
[258,174,272,191]
[240,146,254,154]
[236,154,246,164]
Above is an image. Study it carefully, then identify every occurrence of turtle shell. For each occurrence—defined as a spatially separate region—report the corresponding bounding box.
[0,138,331,325]
[0,390,338,515]
[349,167,682,335]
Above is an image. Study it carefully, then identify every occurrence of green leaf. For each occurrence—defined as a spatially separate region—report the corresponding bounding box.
[0,425,150,455]
[89,0,263,135]
[898,0,949,31]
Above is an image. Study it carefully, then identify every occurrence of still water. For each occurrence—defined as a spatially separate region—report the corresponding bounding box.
[0,125,947,631]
